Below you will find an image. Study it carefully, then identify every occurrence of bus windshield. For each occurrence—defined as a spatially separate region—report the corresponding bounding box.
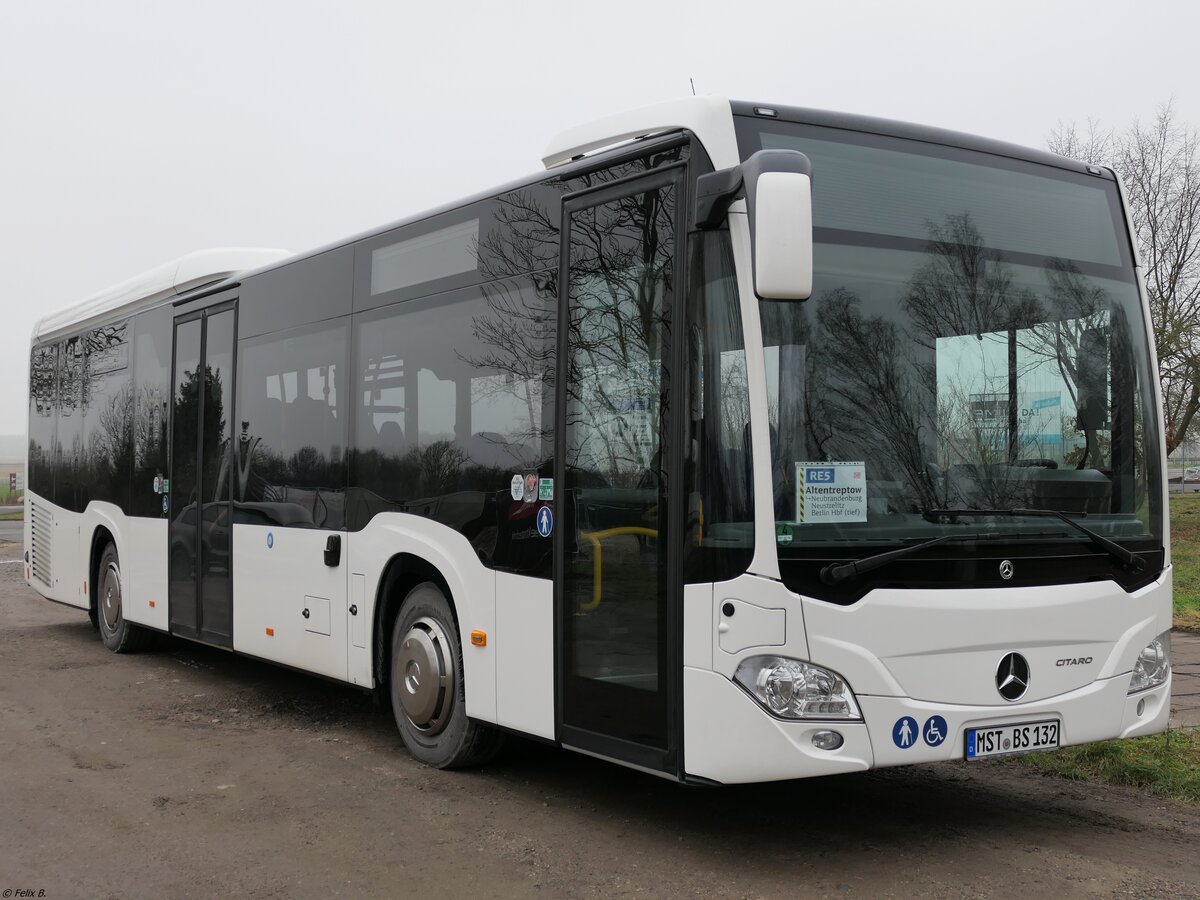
[735,118,1163,565]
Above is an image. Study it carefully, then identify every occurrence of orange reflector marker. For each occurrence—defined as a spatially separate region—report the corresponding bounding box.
[149,600,156,608]
[83,580,87,594]
[265,627,275,637]
[470,630,487,647]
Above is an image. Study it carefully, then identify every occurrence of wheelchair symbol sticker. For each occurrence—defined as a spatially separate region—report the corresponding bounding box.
[536,506,553,537]
[923,715,948,747]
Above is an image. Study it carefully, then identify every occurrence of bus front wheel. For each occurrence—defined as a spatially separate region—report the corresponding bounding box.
[389,582,502,768]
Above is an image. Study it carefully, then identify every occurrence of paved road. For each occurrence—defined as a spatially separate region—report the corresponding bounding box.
[0,517,23,543]
[2,549,1199,899]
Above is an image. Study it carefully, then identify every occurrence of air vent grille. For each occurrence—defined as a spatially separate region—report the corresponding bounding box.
[30,500,52,586]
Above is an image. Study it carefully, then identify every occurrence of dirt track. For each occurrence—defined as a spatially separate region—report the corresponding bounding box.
[2,546,1198,899]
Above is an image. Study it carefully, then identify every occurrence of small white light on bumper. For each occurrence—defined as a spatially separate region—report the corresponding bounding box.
[733,656,862,721]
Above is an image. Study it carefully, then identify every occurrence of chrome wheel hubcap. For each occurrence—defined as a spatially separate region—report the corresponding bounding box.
[396,616,454,735]
[101,562,121,632]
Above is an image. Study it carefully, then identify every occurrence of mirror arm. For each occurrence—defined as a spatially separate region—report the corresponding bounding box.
[693,167,744,230]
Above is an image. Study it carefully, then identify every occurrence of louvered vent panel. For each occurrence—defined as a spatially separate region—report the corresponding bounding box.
[30,500,52,586]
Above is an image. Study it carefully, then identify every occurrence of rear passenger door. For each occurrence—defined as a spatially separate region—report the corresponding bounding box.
[169,302,237,647]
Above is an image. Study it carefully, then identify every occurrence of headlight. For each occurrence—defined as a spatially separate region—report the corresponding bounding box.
[1128,631,1171,694]
[733,655,862,720]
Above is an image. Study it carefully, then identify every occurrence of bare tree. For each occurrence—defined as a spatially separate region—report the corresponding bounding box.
[1050,103,1200,453]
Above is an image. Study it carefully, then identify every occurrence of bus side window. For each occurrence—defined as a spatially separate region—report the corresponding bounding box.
[348,278,555,573]
[236,320,349,530]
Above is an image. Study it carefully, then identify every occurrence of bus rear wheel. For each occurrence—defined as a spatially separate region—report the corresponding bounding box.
[96,543,156,653]
[389,582,501,768]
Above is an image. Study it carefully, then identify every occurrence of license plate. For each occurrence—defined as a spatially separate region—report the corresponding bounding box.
[965,720,1060,760]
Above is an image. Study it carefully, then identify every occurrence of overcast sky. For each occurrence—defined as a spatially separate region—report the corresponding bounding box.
[2,0,1198,430]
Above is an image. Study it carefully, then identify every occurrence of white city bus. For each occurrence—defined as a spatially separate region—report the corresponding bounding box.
[25,97,1172,783]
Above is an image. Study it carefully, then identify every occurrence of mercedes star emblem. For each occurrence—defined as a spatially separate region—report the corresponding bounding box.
[996,652,1030,701]
[999,559,1014,580]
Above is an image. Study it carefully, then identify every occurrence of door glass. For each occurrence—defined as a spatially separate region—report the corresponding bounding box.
[169,318,202,636]
[200,310,235,641]
[562,179,676,749]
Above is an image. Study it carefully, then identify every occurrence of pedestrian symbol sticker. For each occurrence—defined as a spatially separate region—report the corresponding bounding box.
[923,715,947,747]
[892,716,918,749]
[536,506,553,538]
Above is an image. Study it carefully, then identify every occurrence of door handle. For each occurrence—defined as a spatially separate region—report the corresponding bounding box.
[349,604,358,616]
[324,534,342,567]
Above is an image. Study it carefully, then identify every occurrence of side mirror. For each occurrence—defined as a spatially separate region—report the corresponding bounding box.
[694,149,813,301]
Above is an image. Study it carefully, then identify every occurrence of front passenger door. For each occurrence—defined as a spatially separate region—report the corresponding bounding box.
[557,165,684,773]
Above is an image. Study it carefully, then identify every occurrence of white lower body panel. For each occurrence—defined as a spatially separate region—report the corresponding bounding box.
[684,571,1174,784]
[684,665,1171,784]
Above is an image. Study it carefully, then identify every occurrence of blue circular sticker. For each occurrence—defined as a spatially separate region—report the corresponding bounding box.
[892,716,918,749]
[536,506,554,538]
[923,715,948,747]
[267,532,274,549]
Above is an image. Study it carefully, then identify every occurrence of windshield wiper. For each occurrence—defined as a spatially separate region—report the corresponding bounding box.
[922,508,1146,573]
[820,530,1054,585]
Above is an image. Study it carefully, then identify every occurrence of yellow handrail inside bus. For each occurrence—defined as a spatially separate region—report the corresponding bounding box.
[578,527,658,612]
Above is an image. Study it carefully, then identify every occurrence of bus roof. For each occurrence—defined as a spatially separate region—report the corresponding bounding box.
[31,247,289,344]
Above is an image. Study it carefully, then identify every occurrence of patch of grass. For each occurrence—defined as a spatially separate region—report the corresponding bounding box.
[1170,494,1200,630]
[0,511,21,521]
[1020,729,1200,803]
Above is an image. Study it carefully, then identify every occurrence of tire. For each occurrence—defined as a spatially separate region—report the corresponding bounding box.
[389,582,502,769]
[96,543,156,653]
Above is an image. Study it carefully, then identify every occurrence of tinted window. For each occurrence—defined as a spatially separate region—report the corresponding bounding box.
[131,305,172,517]
[349,277,555,571]
[236,320,349,529]
[81,321,132,509]
[744,121,1128,270]
[239,247,352,340]
[371,219,480,295]
[355,205,493,311]
[28,344,57,498]
[682,231,754,582]
[55,336,85,511]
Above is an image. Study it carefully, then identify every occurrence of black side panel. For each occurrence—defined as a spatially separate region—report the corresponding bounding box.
[239,246,353,340]
[80,321,133,512]
[55,336,85,511]
[169,317,203,639]
[130,305,172,518]
[28,344,58,499]
[199,308,236,643]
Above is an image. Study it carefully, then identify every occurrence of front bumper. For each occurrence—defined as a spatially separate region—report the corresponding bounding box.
[683,665,1171,784]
